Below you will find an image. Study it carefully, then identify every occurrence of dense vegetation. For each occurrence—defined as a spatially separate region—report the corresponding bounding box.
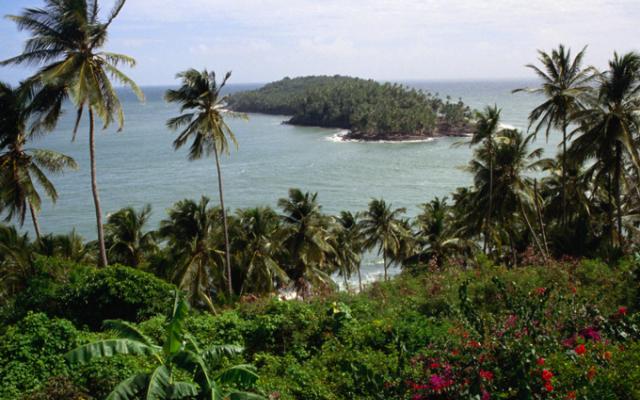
[2,257,640,399]
[2,0,640,398]
[226,76,474,139]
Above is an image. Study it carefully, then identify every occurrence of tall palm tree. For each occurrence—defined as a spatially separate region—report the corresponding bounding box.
[1,0,144,267]
[165,69,245,297]
[104,205,157,267]
[232,207,288,295]
[159,197,223,313]
[359,199,407,281]
[466,129,547,263]
[569,52,640,245]
[469,105,501,252]
[0,82,78,241]
[335,211,364,291]
[514,45,594,226]
[66,293,263,400]
[278,189,335,297]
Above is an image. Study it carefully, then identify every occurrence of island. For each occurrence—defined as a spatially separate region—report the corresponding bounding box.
[226,75,475,141]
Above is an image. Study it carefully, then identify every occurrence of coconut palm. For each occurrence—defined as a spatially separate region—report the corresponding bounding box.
[66,293,263,400]
[466,129,548,263]
[105,205,157,267]
[1,0,144,267]
[569,52,640,245]
[0,82,78,241]
[359,199,407,281]
[278,189,335,297]
[413,197,466,268]
[469,105,502,252]
[0,224,34,304]
[334,211,364,291]
[515,45,594,225]
[233,207,288,295]
[165,69,245,297]
[159,197,223,313]
[34,229,95,264]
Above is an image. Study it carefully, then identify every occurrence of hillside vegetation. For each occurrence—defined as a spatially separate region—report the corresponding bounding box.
[226,75,474,139]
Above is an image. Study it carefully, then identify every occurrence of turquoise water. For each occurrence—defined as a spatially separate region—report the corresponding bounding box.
[21,80,554,281]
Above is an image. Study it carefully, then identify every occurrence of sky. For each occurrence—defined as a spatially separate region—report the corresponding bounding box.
[0,0,639,86]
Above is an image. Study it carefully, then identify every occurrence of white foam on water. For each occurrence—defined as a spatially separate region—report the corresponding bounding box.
[326,130,437,144]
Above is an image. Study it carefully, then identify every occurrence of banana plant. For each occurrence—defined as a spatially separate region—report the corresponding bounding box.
[66,292,264,400]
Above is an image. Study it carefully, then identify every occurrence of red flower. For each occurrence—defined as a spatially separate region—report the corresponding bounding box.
[587,366,597,381]
[536,357,545,366]
[534,287,547,296]
[544,382,554,392]
[482,390,491,400]
[618,306,628,316]
[479,370,494,381]
[565,390,577,399]
[467,340,481,348]
[429,362,440,369]
[541,369,554,381]
[575,344,586,356]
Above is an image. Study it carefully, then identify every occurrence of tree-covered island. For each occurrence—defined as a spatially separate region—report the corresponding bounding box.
[226,75,475,141]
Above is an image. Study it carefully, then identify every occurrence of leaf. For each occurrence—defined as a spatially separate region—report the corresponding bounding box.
[106,372,150,400]
[66,339,158,365]
[216,365,259,387]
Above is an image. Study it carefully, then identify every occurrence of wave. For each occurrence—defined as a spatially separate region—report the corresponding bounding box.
[325,130,437,144]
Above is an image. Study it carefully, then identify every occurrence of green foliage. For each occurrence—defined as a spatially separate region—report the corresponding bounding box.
[9,257,175,329]
[227,75,472,137]
[0,313,79,400]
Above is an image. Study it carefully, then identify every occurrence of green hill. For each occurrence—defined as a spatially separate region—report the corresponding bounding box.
[227,75,474,140]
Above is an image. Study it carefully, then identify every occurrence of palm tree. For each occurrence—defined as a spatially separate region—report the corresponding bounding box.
[569,52,640,246]
[334,211,364,291]
[413,197,465,268]
[165,69,245,297]
[34,229,95,264]
[359,199,407,281]
[514,45,594,226]
[0,82,78,240]
[0,224,34,304]
[105,205,157,267]
[466,129,547,263]
[469,105,501,252]
[278,189,335,297]
[233,207,288,295]
[2,0,144,267]
[66,293,263,400]
[159,197,223,313]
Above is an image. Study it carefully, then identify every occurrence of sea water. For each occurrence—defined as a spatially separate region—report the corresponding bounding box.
[19,80,554,284]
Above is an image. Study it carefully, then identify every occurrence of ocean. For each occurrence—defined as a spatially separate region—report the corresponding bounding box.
[19,79,555,283]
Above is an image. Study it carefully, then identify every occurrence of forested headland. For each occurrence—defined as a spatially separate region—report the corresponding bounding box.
[226,75,474,141]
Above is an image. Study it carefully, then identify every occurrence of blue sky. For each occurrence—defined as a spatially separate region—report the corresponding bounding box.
[1,0,639,85]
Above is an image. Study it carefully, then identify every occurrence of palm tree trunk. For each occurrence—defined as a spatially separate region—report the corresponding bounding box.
[533,179,550,257]
[383,250,388,281]
[615,143,623,243]
[28,201,42,241]
[487,139,493,254]
[561,121,568,227]
[357,265,363,292]
[212,143,233,296]
[519,200,547,262]
[89,108,108,267]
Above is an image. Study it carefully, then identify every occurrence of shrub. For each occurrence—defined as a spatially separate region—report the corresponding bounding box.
[0,313,79,400]
[9,257,176,329]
